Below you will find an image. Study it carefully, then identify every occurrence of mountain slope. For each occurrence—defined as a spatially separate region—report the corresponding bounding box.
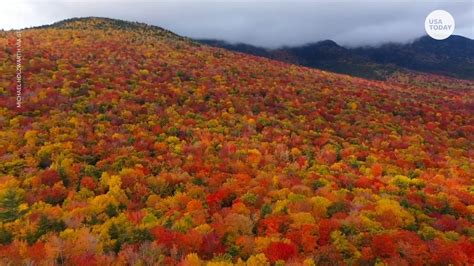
[199,39,393,80]
[199,35,474,80]
[0,17,473,265]
[36,17,186,41]
[353,35,474,80]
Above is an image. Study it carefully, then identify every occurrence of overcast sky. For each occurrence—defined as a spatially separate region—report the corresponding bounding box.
[1,0,473,48]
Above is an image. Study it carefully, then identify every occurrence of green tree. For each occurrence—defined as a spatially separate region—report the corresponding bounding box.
[0,188,25,222]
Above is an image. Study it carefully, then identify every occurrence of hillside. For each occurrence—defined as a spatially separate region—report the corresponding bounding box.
[37,17,186,40]
[199,35,474,81]
[0,17,473,265]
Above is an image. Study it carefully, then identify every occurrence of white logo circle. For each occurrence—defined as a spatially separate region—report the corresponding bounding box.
[425,10,455,40]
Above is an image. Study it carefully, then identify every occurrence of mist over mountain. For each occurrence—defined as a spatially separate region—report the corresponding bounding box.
[199,35,474,80]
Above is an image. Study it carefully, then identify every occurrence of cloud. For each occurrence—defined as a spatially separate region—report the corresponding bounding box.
[2,0,473,48]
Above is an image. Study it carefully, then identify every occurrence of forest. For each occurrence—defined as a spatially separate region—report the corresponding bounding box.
[0,18,473,265]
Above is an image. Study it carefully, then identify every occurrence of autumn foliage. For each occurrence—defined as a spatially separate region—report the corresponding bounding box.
[0,17,473,265]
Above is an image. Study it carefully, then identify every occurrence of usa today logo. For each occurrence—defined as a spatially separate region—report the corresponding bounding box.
[425,10,455,40]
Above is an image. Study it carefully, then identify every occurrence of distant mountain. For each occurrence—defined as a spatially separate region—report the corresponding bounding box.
[198,35,474,80]
[200,39,270,57]
[353,35,474,80]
